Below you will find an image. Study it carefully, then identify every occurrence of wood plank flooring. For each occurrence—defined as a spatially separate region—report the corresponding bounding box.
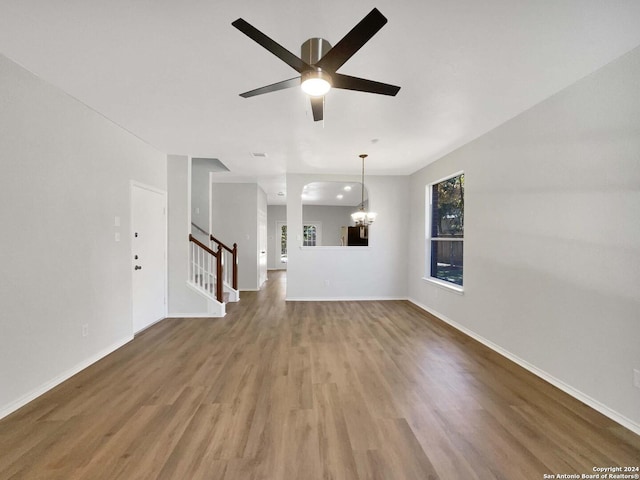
[1,271,638,479]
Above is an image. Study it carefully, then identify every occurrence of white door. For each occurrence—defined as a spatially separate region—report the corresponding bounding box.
[131,183,167,333]
[258,207,268,288]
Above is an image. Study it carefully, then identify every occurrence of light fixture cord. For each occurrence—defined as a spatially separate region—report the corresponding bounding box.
[361,157,365,210]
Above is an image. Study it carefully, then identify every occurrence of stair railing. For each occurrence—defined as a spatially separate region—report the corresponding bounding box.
[188,234,223,303]
[210,234,238,291]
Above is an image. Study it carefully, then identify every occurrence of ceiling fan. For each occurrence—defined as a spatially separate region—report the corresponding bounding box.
[231,8,400,122]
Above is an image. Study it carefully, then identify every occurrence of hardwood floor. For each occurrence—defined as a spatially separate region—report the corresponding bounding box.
[1,271,638,479]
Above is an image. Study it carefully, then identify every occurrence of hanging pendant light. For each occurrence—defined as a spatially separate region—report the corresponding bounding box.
[351,154,377,233]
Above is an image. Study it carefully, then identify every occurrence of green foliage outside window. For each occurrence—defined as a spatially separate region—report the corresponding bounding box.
[430,174,464,286]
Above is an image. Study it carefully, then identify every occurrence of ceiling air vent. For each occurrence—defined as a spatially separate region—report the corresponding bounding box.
[251,152,268,158]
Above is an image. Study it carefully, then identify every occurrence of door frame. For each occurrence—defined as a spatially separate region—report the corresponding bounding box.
[130,180,168,333]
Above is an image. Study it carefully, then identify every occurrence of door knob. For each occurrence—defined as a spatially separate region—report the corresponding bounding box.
[134,265,142,270]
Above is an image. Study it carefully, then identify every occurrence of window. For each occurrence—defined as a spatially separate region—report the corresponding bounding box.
[428,173,464,288]
[302,224,318,246]
[280,224,287,263]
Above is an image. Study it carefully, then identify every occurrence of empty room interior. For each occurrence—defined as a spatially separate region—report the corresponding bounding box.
[1,1,639,479]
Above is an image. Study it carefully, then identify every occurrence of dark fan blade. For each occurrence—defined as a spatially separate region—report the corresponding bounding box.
[316,8,387,72]
[332,73,400,96]
[240,77,301,98]
[232,18,311,73]
[310,96,324,121]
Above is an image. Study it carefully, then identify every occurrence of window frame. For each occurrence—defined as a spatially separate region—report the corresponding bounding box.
[302,222,322,247]
[424,171,465,293]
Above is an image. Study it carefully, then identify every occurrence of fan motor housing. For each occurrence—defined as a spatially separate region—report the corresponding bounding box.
[301,38,332,66]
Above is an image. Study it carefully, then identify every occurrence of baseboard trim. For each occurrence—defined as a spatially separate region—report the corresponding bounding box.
[407,298,640,436]
[166,313,219,318]
[286,296,408,302]
[0,335,133,421]
[134,315,166,335]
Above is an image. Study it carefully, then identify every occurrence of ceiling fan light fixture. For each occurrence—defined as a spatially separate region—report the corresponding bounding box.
[232,9,400,121]
[301,70,332,97]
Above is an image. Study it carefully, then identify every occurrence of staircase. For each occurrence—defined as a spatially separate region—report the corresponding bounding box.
[188,225,240,317]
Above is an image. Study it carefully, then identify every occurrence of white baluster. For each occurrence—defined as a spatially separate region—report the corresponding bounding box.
[211,250,214,293]
[191,243,196,283]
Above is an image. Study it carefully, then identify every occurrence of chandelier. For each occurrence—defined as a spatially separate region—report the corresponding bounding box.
[351,154,377,228]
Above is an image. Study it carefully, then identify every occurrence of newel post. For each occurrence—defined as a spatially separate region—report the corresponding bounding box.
[216,244,223,303]
[232,243,238,290]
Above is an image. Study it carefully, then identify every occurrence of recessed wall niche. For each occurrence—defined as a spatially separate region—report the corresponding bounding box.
[301,181,369,246]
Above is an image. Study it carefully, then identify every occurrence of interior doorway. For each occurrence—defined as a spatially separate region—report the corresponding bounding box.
[131,182,167,333]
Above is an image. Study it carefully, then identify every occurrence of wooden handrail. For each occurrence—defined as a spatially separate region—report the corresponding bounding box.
[188,234,223,303]
[191,232,238,293]
[189,234,218,258]
[210,234,234,254]
[210,234,238,290]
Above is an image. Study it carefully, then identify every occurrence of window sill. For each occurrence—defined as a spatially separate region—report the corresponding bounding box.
[422,277,464,295]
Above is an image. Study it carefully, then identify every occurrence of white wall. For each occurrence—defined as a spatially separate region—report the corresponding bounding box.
[167,155,209,316]
[408,46,640,431]
[190,158,230,239]
[0,54,167,418]
[190,160,211,235]
[211,183,263,291]
[286,174,410,300]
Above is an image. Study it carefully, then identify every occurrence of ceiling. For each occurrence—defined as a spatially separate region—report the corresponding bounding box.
[2,0,640,204]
